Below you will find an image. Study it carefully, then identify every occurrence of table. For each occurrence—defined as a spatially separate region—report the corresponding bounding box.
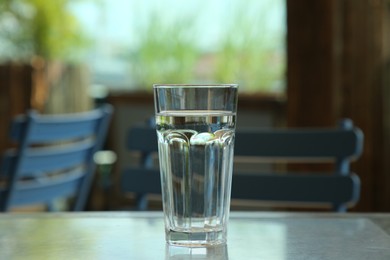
[0,212,389,259]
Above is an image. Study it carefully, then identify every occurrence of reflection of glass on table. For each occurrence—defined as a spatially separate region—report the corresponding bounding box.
[166,244,228,260]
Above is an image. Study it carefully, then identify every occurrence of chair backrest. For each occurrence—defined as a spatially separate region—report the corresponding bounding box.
[233,119,364,212]
[121,119,363,212]
[121,124,161,210]
[0,104,113,212]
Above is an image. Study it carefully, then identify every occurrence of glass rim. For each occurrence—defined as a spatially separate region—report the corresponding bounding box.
[153,84,238,89]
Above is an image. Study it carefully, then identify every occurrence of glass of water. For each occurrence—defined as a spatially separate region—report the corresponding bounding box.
[153,84,238,247]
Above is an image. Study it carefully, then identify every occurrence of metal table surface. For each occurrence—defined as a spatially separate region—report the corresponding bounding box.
[0,211,389,259]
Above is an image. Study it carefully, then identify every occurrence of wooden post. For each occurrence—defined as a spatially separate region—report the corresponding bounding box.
[287,0,390,211]
[0,63,33,153]
[340,0,390,211]
[287,0,343,127]
[43,62,93,114]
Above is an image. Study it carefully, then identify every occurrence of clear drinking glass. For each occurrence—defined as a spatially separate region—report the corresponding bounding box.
[153,84,238,247]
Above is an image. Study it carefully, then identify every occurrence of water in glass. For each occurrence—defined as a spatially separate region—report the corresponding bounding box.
[156,110,236,246]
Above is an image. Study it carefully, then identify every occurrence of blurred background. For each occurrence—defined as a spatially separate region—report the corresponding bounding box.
[0,0,389,212]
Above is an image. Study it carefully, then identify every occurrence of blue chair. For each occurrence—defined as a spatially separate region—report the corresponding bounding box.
[122,124,161,210]
[232,119,364,212]
[0,104,113,212]
[121,119,363,212]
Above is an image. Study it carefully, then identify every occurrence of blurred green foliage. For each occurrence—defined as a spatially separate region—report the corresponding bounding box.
[0,0,285,93]
[0,0,90,62]
[129,13,199,88]
[214,2,285,93]
[128,1,285,93]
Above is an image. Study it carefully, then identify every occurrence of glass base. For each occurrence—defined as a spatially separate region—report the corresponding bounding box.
[166,229,226,247]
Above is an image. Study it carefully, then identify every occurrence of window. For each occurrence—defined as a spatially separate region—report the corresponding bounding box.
[74,0,286,93]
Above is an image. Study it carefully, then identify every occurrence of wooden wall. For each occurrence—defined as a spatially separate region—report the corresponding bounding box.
[0,64,34,153]
[287,0,390,211]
